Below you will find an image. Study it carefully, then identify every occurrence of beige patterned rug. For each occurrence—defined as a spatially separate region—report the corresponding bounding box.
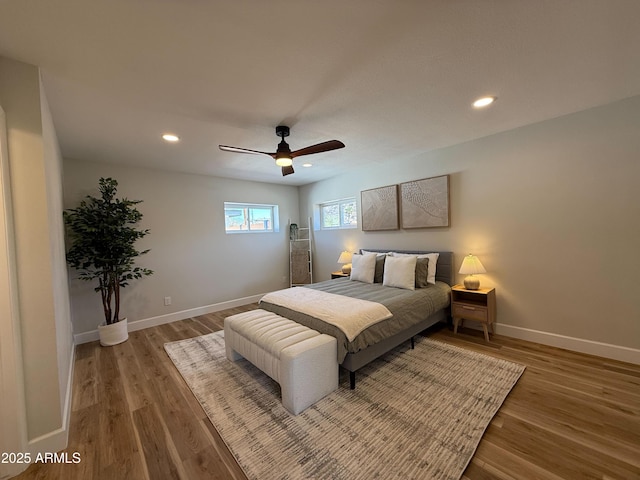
[165,331,524,480]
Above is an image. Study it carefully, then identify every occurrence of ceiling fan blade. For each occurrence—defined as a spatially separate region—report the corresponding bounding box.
[281,165,295,176]
[291,140,345,158]
[219,145,276,158]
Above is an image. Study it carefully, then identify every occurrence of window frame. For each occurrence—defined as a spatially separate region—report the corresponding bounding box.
[224,202,279,234]
[319,197,358,230]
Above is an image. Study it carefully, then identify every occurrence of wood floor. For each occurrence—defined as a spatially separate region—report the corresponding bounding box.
[14,303,640,480]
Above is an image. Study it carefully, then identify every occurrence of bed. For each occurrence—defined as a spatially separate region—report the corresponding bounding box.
[259,249,454,388]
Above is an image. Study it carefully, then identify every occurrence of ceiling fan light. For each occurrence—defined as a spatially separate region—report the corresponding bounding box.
[275,154,293,167]
[219,125,344,176]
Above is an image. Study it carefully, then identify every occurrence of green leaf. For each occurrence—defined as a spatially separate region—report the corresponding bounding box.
[63,177,153,323]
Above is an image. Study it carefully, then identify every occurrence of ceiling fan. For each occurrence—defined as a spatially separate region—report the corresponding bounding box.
[219,125,345,176]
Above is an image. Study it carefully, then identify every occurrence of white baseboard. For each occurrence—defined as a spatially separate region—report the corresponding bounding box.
[27,424,68,458]
[72,297,640,365]
[25,343,75,456]
[490,323,640,365]
[74,294,264,344]
[61,342,75,444]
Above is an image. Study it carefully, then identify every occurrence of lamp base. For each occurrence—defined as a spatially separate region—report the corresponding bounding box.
[463,275,480,290]
[341,263,352,274]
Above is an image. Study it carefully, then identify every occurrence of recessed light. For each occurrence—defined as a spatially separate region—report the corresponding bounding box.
[302,163,312,168]
[162,133,180,142]
[473,96,497,108]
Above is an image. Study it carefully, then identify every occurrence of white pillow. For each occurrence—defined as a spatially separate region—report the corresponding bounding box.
[350,253,377,283]
[383,255,417,290]
[392,252,440,285]
[361,251,393,283]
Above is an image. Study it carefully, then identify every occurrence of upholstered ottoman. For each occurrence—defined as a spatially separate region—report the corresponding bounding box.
[224,309,339,415]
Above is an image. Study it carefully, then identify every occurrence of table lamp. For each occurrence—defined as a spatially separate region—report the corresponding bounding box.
[458,254,486,290]
[337,251,353,274]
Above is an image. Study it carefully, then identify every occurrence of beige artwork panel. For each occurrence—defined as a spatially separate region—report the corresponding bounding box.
[361,185,399,231]
[400,175,450,228]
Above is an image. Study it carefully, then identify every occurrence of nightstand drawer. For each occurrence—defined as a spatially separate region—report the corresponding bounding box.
[453,304,488,322]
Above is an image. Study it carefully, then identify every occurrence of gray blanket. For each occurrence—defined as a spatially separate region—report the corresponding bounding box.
[259,278,451,362]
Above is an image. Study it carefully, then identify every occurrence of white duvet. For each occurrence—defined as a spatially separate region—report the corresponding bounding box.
[260,287,392,342]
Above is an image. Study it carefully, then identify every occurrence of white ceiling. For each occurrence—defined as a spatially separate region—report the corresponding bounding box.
[1,0,639,186]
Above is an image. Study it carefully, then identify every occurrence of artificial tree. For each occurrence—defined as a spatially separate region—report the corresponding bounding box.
[64,177,153,325]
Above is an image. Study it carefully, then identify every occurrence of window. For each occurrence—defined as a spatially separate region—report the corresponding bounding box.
[319,197,357,229]
[224,202,279,233]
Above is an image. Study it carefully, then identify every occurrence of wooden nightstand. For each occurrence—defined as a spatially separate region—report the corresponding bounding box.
[451,285,496,342]
[331,271,350,279]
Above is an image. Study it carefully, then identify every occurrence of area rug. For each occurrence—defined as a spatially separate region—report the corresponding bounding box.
[165,332,524,480]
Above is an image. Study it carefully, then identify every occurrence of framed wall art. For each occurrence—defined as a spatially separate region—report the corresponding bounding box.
[399,175,450,228]
[361,184,399,231]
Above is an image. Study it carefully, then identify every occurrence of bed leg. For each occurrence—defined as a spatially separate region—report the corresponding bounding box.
[411,336,415,349]
[350,371,356,390]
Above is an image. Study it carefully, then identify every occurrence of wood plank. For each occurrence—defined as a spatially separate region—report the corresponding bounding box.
[200,419,248,480]
[132,405,182,480]
[95,345,140,469]
[195,314,223,332]
[139,327,212,460]
[471,438,566,480]
[141,326,209,420]
[99,455,148,480]
[182,317,214,337]
[65,403,102,480]
[113,335,156,412]
[482,414,640,479]
[181,446,241,480]
[70,347,97,412]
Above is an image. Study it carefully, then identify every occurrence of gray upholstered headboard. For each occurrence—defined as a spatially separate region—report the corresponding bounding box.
[359,249,454,286]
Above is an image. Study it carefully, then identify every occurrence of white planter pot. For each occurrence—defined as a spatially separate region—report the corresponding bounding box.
[98,318,129,346]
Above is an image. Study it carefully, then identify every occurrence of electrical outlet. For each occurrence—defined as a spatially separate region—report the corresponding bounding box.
[164,296,172,306]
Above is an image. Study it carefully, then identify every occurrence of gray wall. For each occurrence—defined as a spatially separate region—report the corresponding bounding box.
[40,77,74,428]
[300,96,640,353]
[63,159,300,335]
[0,56,73,445]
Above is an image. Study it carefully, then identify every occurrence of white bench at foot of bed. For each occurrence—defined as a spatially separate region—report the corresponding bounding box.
[224,309,339,415]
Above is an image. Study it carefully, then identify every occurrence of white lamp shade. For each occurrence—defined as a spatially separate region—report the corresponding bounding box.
[458,255,486,275]
[337,251,353,264]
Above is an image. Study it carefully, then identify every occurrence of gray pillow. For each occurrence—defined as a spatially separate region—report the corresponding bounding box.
[415,257,430,288]
[374,255,386,283]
